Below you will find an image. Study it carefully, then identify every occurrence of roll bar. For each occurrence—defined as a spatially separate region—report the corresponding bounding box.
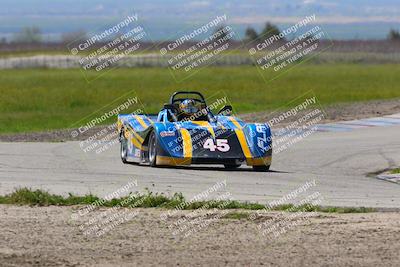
[169,91,206,104]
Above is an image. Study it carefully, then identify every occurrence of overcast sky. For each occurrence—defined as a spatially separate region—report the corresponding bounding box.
[1,0,399,40]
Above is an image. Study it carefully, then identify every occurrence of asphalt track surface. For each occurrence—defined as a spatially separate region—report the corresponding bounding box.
[1,125,400,208]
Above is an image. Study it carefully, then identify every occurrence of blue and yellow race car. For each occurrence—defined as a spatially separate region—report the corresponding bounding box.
[117,91,272,171]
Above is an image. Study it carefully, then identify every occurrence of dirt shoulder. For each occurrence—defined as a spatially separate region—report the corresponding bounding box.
[1,205,400,266]
[1,99,400,142]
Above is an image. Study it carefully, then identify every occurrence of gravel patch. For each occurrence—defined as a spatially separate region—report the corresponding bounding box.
[0,205,399,266]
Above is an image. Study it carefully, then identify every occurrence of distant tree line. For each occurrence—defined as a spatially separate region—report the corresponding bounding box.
[388,29,400,41]
[2,26,87,44]
[1,25,400,45]
[13,27,42,43]
[244,23,283,42]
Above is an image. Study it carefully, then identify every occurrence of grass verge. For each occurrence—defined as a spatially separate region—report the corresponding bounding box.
[1,64,400,133]
[390,168,400,174]
[0,188,375,213]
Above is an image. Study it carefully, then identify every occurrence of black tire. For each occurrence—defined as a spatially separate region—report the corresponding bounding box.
[148,131,158,167]
[252,165,270,172]
[120,131,128,164]
[224,164,241,170]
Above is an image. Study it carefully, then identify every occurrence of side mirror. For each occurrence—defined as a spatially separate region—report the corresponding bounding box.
[218,105,233,116]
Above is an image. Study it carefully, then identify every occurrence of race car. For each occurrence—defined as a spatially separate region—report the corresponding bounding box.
[117,91,272,171]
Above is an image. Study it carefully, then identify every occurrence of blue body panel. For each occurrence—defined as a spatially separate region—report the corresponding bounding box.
[117,111,272,166]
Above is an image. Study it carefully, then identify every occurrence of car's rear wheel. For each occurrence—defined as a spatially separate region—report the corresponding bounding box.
[252,165,270,172]
[148,131,158,167]
[120,131,128,163]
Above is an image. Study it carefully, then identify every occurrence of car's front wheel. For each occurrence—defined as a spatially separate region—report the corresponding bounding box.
[120,131,128,164]
[148,131,158,167]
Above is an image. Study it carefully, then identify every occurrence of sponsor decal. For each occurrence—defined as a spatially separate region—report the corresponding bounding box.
[160,131,176,137]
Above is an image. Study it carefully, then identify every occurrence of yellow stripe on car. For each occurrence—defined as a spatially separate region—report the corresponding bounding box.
[180,128,192,158]
[124,129,142,149]
[156,156,191,166]
[117,119,122,132]
[234,129,252,158]
[130,130,144,143]
[126,126,144,143]
[229,117,242,129]
[192,121,215,138]
[247,156,272,166]
[135,115,148,129]
[130,136,142,149]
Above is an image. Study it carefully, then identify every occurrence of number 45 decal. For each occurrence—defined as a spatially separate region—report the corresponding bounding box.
[203,139,230,152]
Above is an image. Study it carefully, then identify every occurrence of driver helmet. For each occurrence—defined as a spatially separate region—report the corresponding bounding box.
[179,99,199,116]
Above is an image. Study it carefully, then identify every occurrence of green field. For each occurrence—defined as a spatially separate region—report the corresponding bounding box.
[1,64,400,134]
